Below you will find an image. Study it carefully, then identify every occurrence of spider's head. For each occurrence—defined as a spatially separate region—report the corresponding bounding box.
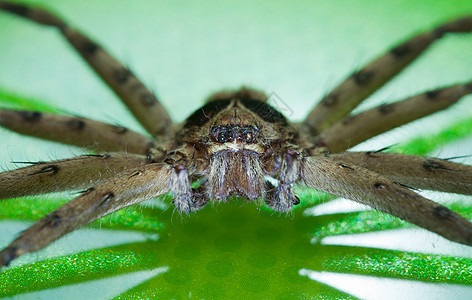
[206,105,266,153]
[180,87,287,154]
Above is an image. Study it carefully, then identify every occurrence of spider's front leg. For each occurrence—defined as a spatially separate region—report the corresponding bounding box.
[0,163,173,267]
[165,147,209,213]
[301,154,472,246]
[265,148,302,212]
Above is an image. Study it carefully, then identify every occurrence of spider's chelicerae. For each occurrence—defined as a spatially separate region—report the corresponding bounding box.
[0,1,472,267]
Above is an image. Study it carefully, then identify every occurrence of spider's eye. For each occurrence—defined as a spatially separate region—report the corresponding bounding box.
[245,132,253,142]
[242,125,259,143]
[217,130,230,143]
[210,125,259,143]
[211,125,233,143]
[241,127,254,143]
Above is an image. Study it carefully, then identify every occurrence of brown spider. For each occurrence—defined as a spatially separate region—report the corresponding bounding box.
[0,1,472,268]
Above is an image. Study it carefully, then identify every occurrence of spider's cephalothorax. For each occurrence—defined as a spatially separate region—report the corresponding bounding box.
[1,1,472,267]
[168,88,302,212]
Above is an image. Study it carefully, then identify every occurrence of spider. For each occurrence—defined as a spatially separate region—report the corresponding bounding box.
[0,1,472,268]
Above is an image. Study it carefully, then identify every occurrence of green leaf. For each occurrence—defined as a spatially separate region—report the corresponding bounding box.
[1,0,472,299]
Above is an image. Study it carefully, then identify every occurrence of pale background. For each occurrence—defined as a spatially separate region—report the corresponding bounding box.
[1,0,472,299]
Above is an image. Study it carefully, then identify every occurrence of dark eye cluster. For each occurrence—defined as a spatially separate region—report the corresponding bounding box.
[210,125,259,143]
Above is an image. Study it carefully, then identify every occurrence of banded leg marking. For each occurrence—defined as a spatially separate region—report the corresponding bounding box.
[302,155,472,246]
[304,16,472,135]
[0,1,173,136]
[0,153,149,199]
[334,151,472,195]
[0,109,154,155]
[0,163,172,267]
[316,82,472,152]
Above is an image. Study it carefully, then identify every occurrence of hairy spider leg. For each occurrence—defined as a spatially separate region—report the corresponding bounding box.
[0,1,471,269]
[0,163,172,267]
[0,153,149,199]
[301,155,472,246]
[0,110,154,155]
[0,1,173,136]
[316,82,472,152]
[304,16,472,135]
[333,151,472,194]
